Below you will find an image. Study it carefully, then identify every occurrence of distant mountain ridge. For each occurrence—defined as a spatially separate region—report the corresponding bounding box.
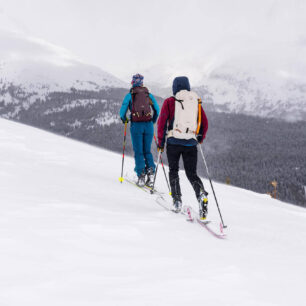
[143,62,306,122]
[0,59,127,93]
[0,30,129,123]
[195,68,306,122]
[0,61,128,125]
[0,29,128,104]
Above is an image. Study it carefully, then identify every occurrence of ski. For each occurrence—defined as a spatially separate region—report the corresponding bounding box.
[124,175,164,196]
[124,176,170,211]
[123,175,226,239]
[197,219,227,239]
[145,185,164,196]
[155,195,172,211]
[124,177,151,194]
[157,196,194,222]
[185,206,194,222]
[179,205,194,222]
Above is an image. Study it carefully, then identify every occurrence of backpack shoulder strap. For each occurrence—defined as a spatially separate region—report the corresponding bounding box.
[172,96,184,110]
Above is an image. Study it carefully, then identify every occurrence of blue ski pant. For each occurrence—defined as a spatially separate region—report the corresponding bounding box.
[130,121,156,177]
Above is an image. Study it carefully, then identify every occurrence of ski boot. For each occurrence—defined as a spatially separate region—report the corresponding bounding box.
[145,167,155,188]
[198,191,208,220]
[172,196,182,213]
[136,171,146,187]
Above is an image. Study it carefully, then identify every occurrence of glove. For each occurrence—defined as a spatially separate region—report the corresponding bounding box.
[121,117,129,124]
[157,146,164,153]
[196,134,203,144]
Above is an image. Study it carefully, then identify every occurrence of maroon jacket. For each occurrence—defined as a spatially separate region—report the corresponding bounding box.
[157,96,208,148]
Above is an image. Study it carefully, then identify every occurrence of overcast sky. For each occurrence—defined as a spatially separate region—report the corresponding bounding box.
[0,0,306,83]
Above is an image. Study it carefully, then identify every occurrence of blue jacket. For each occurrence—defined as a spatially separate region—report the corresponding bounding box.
[120,89,160,123]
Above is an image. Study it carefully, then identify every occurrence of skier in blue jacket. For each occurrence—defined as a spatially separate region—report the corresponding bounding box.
[120,74,160,187]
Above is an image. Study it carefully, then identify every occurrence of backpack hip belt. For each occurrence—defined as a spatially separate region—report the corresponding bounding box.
[168,128,196,137]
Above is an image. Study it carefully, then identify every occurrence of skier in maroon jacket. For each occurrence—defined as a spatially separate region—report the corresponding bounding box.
[157,76,209,219]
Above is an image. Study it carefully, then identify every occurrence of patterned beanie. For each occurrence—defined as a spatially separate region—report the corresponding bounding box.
[131,73,144,87]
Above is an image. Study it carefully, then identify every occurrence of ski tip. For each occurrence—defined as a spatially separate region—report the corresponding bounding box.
[119,177,124,183]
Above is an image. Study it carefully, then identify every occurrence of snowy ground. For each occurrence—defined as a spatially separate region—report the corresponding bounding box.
[0,118,305,306]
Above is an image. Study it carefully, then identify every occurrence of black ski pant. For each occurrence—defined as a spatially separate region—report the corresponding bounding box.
[166,143,205,200]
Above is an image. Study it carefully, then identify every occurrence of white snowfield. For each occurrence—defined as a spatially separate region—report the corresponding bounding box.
[0,118,305,306]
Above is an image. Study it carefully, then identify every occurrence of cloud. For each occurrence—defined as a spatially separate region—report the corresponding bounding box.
[0,30,81,67]
[1,0,306,83]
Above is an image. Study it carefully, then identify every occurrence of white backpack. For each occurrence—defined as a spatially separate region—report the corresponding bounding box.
[168,90,201,140]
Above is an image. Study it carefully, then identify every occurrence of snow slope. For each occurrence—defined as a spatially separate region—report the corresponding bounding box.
[0,119,305,306]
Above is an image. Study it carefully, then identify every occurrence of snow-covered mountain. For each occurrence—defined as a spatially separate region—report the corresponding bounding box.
[0,30,127,95]
[142,56,306,122]
[0,118,305,305]
[2,29,306,122]
[0,30,129,128]
[0,59,127,93]
[195,65,306,122]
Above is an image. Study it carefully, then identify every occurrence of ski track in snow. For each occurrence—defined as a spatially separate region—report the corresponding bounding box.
[0,118,305,306]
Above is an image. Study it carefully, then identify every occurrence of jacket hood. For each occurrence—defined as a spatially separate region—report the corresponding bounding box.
[172,76,190,95]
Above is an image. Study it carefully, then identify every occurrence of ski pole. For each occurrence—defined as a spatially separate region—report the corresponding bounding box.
[198,143,227,229]
[119,121,128,183]
[153,134,171,195]
[150,150,162,194]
